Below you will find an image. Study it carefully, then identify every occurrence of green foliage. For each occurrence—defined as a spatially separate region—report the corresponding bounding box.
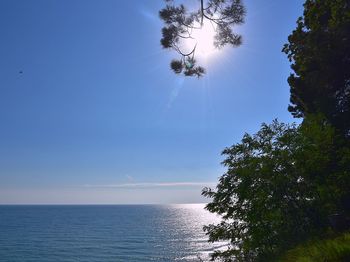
[279,232,350,262]
[202,117,350,261]
[282,0,350,135]
[159,0,246,77]
[198,1,350,260]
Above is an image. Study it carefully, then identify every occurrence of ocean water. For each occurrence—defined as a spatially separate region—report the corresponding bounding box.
[0,204,225,261]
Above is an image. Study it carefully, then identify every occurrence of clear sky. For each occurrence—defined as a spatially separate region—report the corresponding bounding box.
[0,0,304,204]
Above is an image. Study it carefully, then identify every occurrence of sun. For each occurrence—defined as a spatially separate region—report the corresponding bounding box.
[193,20,217,57]
[185,20,218,59]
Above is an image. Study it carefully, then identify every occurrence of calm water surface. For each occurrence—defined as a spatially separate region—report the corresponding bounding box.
[0,204,225,261]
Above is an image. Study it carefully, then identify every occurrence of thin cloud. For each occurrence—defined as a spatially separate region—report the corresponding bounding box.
[83,182,216,189]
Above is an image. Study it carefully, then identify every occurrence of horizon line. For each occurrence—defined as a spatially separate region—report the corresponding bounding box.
[82,181,217,188]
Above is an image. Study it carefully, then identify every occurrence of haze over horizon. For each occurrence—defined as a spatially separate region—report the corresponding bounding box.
[0,0,304,204]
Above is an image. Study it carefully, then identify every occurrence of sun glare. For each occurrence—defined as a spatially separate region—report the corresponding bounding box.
[185,20,218,59]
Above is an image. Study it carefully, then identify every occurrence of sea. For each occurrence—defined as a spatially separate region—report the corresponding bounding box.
[0,204,226,261]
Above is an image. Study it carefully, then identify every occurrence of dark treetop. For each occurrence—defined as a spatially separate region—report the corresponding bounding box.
[283,0,350,136]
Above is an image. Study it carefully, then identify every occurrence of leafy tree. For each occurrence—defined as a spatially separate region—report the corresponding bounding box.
[202,118,350,261]
[159,0,246,77]
[282,0,350,136]
[199,1,350,261]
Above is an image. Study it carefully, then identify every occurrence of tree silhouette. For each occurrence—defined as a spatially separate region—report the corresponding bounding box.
[202,118,350,261]
[200,1,350,260]
[283,0,350,136]
[159,0,246,77]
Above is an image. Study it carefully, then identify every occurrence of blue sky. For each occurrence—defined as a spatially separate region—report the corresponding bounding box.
[0,0,304,204]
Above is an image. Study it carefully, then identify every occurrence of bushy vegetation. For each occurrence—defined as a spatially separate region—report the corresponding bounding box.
[199,0,350,261]
[202,117,350,261]
[280,232,350,262]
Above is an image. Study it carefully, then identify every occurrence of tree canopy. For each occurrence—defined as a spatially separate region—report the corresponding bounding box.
[202,118,350,261]
[201,0,350,260]
[159,0,246,77]
[283,0,350,136]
